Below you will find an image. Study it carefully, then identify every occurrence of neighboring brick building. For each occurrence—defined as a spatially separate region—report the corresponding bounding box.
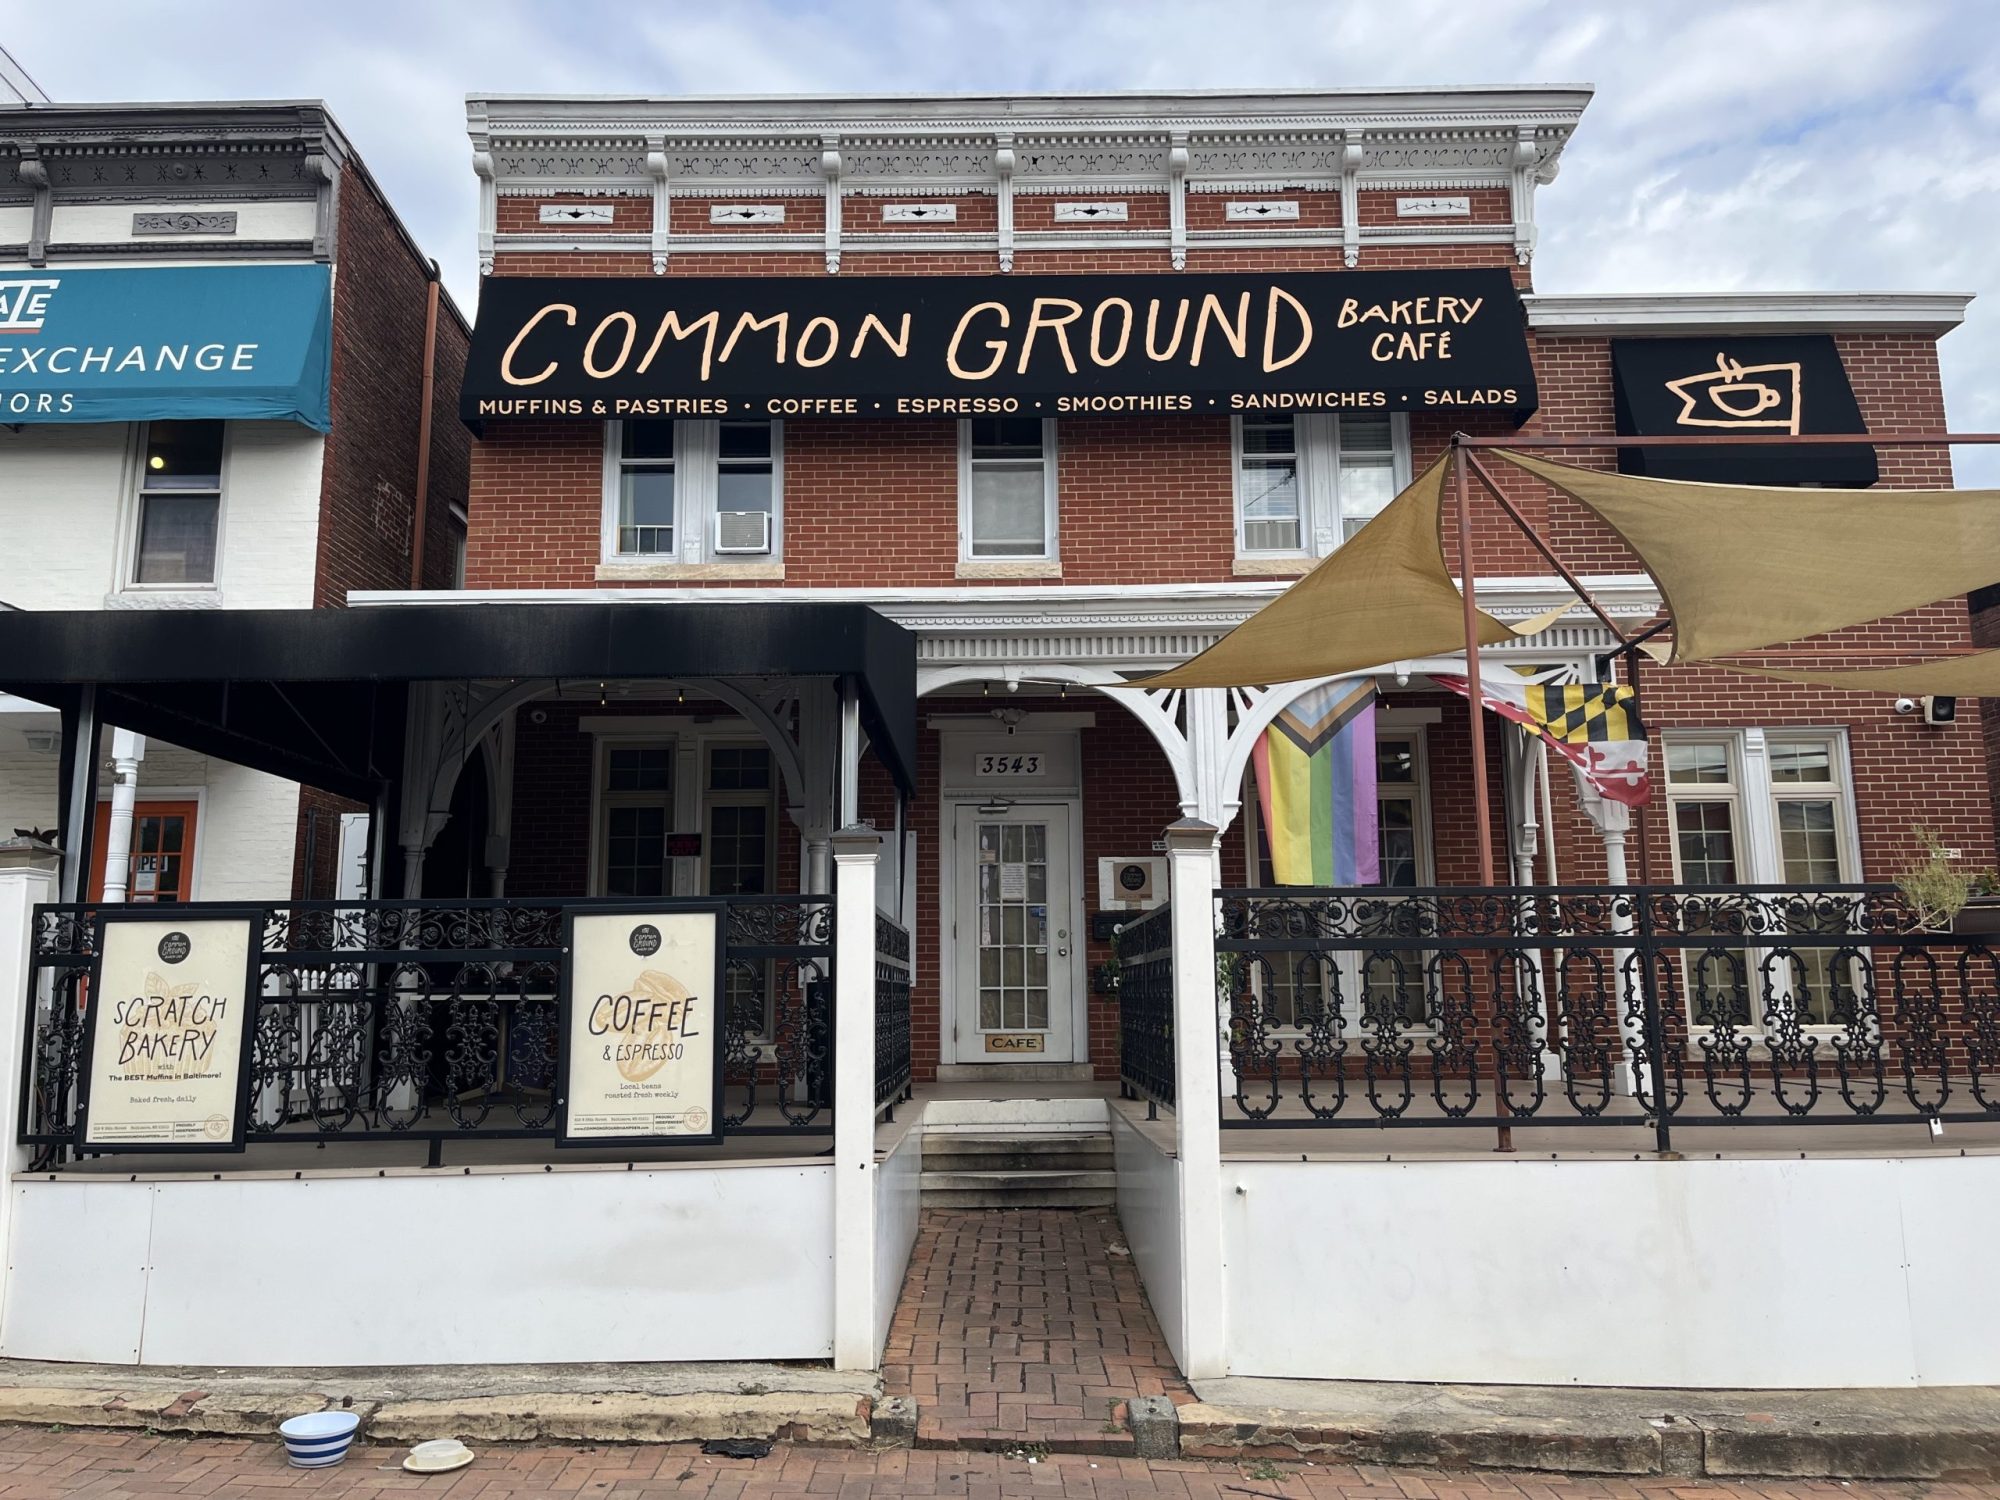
[0,102,470,903]
[414,86,1987,1086]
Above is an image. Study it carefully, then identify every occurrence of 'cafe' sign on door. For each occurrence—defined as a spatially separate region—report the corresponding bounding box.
[81,913,259,1151]
[560,908,725,1145]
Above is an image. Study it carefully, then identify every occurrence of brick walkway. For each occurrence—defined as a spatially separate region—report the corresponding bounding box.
[880,1207,1193,1451]
[4,1429,2000,1499]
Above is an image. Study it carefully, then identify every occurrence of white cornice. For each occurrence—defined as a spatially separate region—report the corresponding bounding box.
[1525,292,1975,337]
[467,86,1595,135]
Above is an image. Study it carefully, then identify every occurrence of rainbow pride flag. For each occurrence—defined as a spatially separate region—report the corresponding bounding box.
[1251,678,1380,886]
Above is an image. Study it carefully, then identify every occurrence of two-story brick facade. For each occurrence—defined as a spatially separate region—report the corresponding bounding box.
[418,87,1987,1087]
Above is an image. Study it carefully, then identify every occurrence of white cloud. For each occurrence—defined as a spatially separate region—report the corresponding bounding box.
[7,0,1996,476]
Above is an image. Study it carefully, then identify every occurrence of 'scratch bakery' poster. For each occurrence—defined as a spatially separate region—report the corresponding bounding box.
[81,914,257,1150]
[560,908,724,1145]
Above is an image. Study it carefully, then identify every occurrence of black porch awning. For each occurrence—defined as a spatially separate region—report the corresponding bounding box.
[0,601,918,802]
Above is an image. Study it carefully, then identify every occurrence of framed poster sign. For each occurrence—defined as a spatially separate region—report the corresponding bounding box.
[78,911,260,1152]
[558,905,726,1147]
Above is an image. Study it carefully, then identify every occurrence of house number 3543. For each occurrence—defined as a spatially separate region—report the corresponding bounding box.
[977,754,1043,776]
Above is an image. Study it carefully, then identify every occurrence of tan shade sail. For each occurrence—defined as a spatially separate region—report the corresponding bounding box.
[1711,650,2000,697]
[1136,456,1531,690]
[1494,450,2000,664]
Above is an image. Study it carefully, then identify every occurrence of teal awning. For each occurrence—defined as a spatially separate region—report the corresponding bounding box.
[0,263,332,431]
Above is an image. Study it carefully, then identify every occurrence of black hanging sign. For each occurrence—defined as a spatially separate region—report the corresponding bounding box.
[1611,335,1878,486]
[460,269,1538,422]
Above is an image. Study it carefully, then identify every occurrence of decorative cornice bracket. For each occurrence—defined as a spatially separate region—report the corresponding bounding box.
[821,134,842,274]
[1168,132,1189,271]
[646,133,671,274]
[995,133,1015,272]
[1339,132,1363,268]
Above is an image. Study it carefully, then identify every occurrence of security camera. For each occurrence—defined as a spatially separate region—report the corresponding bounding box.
[1893,698,1918,716]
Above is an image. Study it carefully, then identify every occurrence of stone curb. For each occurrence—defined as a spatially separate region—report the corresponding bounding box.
[1176,1398,2000,1480]
[0,1385,875,1449]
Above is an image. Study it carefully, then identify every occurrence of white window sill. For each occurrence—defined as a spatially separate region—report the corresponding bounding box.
[104,589,223,609]
[1233,555,1316,577]
[956,559,1063,580]
[594,560,785,582]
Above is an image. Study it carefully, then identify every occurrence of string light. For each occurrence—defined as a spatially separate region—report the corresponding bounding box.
[597,681,606,707]
[677,686,686,704]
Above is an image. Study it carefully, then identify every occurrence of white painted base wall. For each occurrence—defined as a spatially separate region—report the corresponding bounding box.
[1111,1111,1184,1371]
[3,1164,835,1367]
[1223,1154,2000,1388]
[873,1126,923,1362]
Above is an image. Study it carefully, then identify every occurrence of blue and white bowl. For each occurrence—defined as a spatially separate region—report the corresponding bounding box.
[278,1410,360,1468]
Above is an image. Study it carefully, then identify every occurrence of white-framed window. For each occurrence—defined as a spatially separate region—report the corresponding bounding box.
[597,741,676,898]
[959,416,1057,561]
[1243,724,1436,1030]
[1232,412,1410,557]
[1662,729,1861,1030]
[601,418,782,563]
[130,420,225,587]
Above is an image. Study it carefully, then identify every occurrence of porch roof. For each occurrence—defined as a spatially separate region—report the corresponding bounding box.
[0,600,918,801]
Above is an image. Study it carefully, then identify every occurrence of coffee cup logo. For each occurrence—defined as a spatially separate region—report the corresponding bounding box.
[156,932,191,964]
[1665,353,1803,434]
[629,923,662,957]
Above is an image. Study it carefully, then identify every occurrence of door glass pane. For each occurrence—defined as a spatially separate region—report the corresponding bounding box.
[1667,742,1732,785]
[1770,741,1833,784]
[1778,800,1841,883]
[1378,798,1418,888]
[974,819,1055,1036]
[605,806,666,897]
[707,804,770,895]
[1673,801,1739,882]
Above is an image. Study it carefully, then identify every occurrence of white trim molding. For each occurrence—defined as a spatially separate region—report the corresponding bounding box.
[1525,292,1975,337]
[469,86,1589,276]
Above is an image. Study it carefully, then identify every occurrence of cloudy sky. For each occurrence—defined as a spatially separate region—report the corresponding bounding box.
[10,0,1998,477]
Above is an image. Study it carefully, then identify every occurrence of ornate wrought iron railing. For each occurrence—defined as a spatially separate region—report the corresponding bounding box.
[1211,884,2000,1148]
[1115,902,1176,1114]
[23,894,836,1167]
[875,910,913,1117]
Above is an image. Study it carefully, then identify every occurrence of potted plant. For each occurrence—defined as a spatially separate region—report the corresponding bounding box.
[1894,827,2000,934]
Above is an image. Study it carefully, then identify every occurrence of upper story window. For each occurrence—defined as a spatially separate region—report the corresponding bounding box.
[132,420,224,586]
[960,417,1057,561]
[1233,412,1409,558]
[603,418,782,564]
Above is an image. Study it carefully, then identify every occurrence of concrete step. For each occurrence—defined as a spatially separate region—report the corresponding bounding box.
[921,1134,1113,1173]
[919,1167,1117,1209]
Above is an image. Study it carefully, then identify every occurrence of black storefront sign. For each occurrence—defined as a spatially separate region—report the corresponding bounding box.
[460,269,1537,422]
[1611,335,1877,486]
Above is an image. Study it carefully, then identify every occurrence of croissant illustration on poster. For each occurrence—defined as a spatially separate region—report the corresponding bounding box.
[1664,352,1803,433]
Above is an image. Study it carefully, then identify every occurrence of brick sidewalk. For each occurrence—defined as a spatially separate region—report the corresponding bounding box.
[880,1207,1193,1451]
[3,1429,2000,1499]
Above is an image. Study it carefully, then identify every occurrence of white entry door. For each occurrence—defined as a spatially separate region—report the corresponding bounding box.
[953,804,1076,1063]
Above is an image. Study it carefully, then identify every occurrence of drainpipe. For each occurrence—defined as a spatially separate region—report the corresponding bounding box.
[406,260,442,590]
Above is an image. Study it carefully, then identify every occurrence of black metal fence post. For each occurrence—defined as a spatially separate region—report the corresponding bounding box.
[1632,890,1675,1157]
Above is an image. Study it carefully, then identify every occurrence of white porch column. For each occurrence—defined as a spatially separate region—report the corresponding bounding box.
[1573,769,1647,1095]
[99,729,146,905]
[0,847,59,1329]
[830,824,882,1371]
[1502,728,1560,1080]
[1166,817,1227,1380]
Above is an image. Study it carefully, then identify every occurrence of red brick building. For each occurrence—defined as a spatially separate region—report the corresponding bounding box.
[414,86,1987,1087]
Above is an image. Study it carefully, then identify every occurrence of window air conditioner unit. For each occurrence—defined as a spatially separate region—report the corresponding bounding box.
[714,510,772,555]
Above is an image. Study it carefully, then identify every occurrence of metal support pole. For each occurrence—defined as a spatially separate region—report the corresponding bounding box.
[57,686,99,906]
[1453,441,1511,1152]
[1619,640,1675,1157]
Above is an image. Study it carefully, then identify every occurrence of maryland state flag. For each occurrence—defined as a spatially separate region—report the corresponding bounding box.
[1434,673,1652,808]
[1251,678,1381,885]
